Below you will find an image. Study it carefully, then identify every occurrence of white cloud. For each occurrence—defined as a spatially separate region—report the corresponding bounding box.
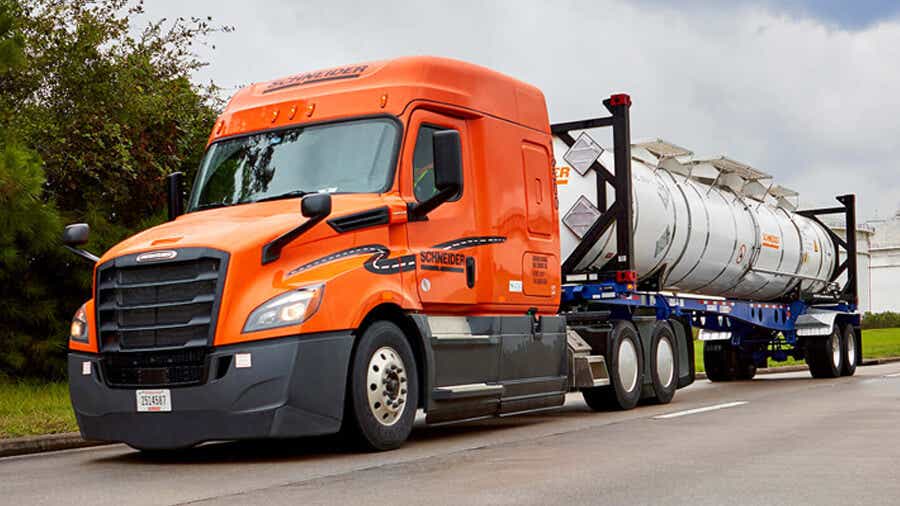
[139,0,900,220]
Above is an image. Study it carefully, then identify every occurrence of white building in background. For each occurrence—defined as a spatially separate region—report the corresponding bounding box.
[828,209,900,314]
[865,210,900,313]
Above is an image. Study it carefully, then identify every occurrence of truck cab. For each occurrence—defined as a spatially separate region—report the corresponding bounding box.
[66,57,572,450]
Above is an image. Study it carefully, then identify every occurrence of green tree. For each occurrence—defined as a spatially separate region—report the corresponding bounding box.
[0,0,67,378]
[7,0,226,230]
[862,311,900,330]
[0,0,227,378]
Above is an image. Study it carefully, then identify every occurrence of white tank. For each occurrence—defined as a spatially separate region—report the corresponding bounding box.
[555,135,836,300]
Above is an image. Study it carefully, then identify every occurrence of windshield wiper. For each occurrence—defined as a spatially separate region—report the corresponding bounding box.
[193,201,230,211]
[253,190,311,203]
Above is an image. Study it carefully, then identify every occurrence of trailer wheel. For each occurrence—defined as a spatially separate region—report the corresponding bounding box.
[344,321,419,451]
[841,324,858,377]
[735,359,757,380]
[647,322,678,404]
[703,342,734,382]
[806,326,842,379]
[582,321,643,411]
[703,341,755,381]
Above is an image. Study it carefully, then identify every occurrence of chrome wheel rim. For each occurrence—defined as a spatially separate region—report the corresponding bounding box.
[366,346,408,426]
[846,330,856,367]
[656,336,675,388]
[830,332,841,369]
[618,338,639,392]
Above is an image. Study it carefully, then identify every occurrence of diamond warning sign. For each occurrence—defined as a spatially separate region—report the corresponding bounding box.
[563,132,604,176]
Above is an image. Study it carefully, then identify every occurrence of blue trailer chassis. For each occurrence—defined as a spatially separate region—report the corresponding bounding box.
[563,280,860,367]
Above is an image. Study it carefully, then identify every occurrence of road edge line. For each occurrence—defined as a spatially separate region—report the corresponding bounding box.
[0,432,109,458]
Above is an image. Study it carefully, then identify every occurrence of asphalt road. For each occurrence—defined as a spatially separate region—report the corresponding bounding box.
[4,363,900,506]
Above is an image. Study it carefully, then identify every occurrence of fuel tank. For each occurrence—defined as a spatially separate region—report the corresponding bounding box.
[555,136,835,300]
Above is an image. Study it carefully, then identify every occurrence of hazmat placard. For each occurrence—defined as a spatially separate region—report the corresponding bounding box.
[563,132,604,176]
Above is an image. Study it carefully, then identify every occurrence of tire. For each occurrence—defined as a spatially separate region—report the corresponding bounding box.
[647,322,678,404]
[735,360,757,381]
[704,341,756,381]
[806,326,842,379]
[841,324,858,377]
[703,341,734,382]
[582,320,643,411]
[343,321,419,451]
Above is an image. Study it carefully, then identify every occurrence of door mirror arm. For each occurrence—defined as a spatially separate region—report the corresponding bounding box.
[62,223,99,264]
[261,193,332,265]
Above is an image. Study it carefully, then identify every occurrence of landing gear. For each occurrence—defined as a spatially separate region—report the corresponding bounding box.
[582,320,643,411]
[703,341,756,382]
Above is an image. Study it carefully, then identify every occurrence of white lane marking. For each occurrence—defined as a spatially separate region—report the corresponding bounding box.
[883,372,900,378]
[653,401,748,420]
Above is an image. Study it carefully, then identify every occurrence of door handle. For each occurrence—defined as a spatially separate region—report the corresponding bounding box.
[466,257,475,288]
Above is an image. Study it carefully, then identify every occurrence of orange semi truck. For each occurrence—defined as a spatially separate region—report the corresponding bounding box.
[63,56,861,451]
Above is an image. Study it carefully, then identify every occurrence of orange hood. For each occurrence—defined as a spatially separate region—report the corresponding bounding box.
[99,194,394,264]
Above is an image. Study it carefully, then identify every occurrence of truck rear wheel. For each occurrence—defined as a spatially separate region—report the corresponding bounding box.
[806,326,842,379]
[344,321,419,451]
[841,324,858,377]
[647,322,678,404]
[582,321,643,411]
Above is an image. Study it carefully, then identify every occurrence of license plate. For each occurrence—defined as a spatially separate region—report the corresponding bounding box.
[136,389,171,412]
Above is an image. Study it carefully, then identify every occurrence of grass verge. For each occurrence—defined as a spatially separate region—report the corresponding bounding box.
[694,327,900,373]
[0,380,77,439]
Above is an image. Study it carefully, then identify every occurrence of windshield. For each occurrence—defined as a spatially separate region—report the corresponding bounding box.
[188,117,399,210]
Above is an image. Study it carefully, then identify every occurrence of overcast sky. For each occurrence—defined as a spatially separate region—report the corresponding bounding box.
[139,0,900,222]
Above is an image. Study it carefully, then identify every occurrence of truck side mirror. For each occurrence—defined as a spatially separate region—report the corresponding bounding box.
[63,223,90,246]
[433,130,462,193]
[301,192,332,218]
[409,129,462,220]
[167,171,184,221]
[62,223,99,264]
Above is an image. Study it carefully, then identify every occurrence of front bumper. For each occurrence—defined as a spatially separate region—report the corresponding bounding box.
[68,332,354,450]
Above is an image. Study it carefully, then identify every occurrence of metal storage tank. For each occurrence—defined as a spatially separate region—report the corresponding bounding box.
[555,135,837,300]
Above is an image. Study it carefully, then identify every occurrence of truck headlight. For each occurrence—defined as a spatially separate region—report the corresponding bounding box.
[242,284,324,333]
[70,303,89,343]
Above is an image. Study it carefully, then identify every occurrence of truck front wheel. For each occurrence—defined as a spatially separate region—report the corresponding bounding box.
[344,321,419,451]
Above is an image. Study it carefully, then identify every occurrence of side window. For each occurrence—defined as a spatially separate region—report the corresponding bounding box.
[413,125,461,202]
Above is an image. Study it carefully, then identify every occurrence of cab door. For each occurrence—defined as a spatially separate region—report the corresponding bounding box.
[402,109,478,309]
